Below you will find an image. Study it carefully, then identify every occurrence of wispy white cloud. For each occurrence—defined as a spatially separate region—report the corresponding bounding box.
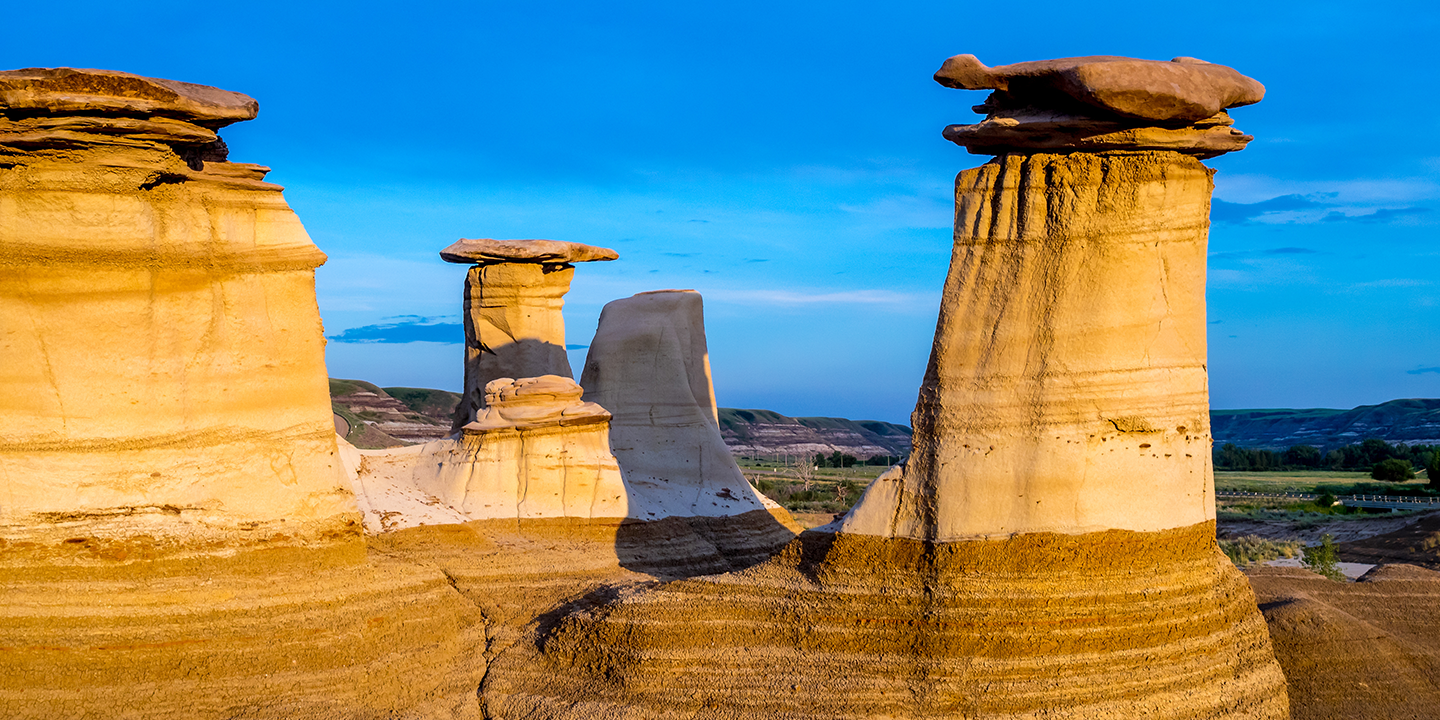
[706,288,926,305]
[1348,279,1431,289]
[1214,174,1440,205]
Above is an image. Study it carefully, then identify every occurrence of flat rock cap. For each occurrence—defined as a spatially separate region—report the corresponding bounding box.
[440,238,619,265]
[934,55,1264,123]
[0,67,258,129]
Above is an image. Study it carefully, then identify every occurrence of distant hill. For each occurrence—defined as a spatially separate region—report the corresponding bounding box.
[718,408,912,460]
[334,380,1440,456]
[1212,399,1440,449]
[329,379,458,448]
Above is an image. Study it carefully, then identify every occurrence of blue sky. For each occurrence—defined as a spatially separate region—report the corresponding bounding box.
[8,1,1439,423]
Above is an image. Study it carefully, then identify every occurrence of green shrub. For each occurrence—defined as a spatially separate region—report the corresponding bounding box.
[1219,535,1304,568]
[1302,534,1346,582]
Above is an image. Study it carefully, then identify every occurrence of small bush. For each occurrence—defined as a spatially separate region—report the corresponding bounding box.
[1220,535,1304,568]
[1314,493,1337,508]
[1302,534,1346,582]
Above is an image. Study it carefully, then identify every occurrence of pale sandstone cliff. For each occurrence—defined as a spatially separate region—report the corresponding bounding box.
[482,55,1288,719]
[0,68,484,719]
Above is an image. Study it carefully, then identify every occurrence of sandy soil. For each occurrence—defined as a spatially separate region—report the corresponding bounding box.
[1217,511,1437,544]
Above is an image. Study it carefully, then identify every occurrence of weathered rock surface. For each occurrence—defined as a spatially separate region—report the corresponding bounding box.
[441,239,616,431]
[843,152,1217,541]
[937,55,1263,158]
[1248,563,1440,720]
[934,55,1263,122]
[0,69,485,719]
[0,67,258,127]
[440,237,618,265]
[344,375,629,531]
[581,291,795,524]
[482,58,1285,718]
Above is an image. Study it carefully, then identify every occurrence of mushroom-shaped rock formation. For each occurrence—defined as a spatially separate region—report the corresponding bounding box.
[481,56,1288,719]
[0,69,483,718]
[440,237,618,431]
[935,54,1265,158]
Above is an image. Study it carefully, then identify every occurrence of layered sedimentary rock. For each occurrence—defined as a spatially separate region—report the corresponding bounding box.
[1249,563,1440,720]
[935,54,1263,157]
[0,68,483,718]
[581,291,798,546]
[346,293,798,575]
[345,375,628,532]
[483,56,1287,718]
[441,237,617,430]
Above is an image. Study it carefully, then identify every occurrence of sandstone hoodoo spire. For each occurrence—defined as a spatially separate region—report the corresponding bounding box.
[0,69,484,718]
[440,237,618,431]
[483,54,1289,719]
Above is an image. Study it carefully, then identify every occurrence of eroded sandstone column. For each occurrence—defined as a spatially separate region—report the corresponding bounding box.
[0,68,483,719]
[580,290,798,562]
[482,55,1289,720]
[440,238,617,430]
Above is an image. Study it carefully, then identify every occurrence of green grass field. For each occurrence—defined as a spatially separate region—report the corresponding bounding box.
[1215,470,1435,496]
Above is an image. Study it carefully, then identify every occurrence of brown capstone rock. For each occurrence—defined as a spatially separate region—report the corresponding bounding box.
[934,54,1264,122]
[0,67,258,127]
[935,54,1264,158]
[439,237,618,265]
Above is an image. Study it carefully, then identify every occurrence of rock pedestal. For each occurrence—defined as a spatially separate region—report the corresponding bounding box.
[482,55,1289,719]
[344,375,630,531]
[0,68,483,719]
[440,237,617,431]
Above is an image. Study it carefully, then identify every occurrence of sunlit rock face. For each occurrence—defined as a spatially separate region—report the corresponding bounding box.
[482,56,1289,719]
[345,375,631,531]
[841,150,1217,540]
[0,68,484,719]
[440,237,617,431]
[0,67,352,549]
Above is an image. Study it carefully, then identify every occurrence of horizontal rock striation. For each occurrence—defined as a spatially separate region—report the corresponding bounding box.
[483,54,1286,719]
[937,55,1263,158]
[843,151,1217,541]
[1249,563,1440,720]
[485,522,1286,719]
[0,67,491,719]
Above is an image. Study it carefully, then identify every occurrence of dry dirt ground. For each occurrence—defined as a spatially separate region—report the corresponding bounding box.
[1218,512,1434,545]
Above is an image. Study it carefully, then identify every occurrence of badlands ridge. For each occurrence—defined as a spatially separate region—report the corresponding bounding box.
[2,58,1437,720]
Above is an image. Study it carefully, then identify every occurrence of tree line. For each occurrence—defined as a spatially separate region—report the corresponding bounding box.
[1214,437,1440,485]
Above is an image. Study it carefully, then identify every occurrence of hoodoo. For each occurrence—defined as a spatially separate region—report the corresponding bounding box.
[580,290,800,567]
[484,55,1289,719]
[440,237,617,431]
[0,68,483,719]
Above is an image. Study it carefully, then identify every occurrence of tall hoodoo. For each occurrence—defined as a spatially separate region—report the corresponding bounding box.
[440,237,617,431]
[0,69,483,719]
[483,55,1289,719]
[0,68,348,547]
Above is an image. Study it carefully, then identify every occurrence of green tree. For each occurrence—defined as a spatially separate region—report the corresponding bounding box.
[1302,534,1345,582]
[1428,451,1440,489]
[1371,458,1415,482]
[1283,445,1322,467]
